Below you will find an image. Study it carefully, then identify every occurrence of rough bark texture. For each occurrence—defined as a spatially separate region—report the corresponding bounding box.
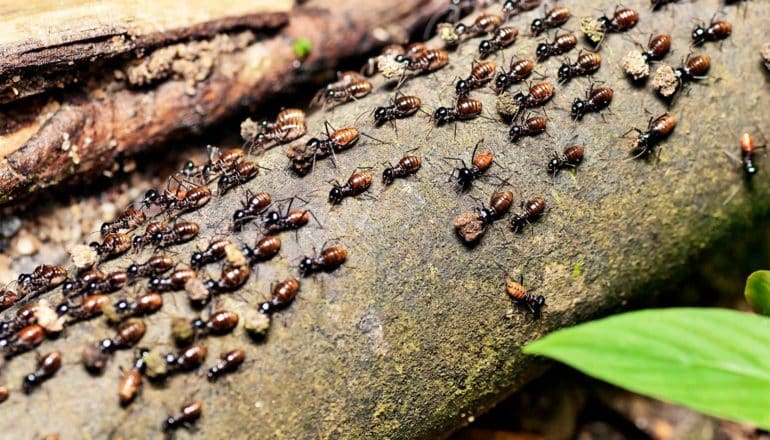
[0,0,446,205]
[0,0,769,439]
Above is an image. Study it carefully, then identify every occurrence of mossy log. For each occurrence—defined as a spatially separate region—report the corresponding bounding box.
[0,0,769,438]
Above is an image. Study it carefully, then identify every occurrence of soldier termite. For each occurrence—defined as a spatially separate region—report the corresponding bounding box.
[328,170,373,205]
[510,197,546,232]
[259,278,301,314]
[445,139,496,190]
[299,242,348,276]
[530,5,571,36]
[625,113,677,159]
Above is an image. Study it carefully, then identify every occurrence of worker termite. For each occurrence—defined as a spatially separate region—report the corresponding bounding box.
[299,243,348,276]
[476,190,514,225]
[191,310,239,336]
[625,113,677,159]
[510,197,546,232]
[373,92,423,128]
[162,400,203,432]
[1,324,45,358]
[548,144,585,175]
[445,140,495,190]
[202,265,251,299]
[259,278,300,314]
[132,221,169,250]
[80,270,128,295]
[328,170,373,204]
[531,5,571,36]
[218,161,260,196]
[505,274,545,315]
[22,351,62,393]
[165,343,208,374]
[127,254,174,279]
[109,293,163,322]
[17,265,67,297]
[242,236,282,265]
[509,114,547,142]
[398,48,449,85]
[382,152,422,185]
[303,122,361,169]
[168,185,212,214]
[502,0,541,20]
[479,26,519,59]
[692,16,731,47]
[669,54,711,96]
[101,207,146,236]
[535,32,577,61]
[263,197,322,234]
[0,303,38,339]
[311,71,369,108]
[455,13,504,40]
[590,6,639,48]
[232,191,272,231]
[433,97,484,126]
[56,294,108,323]
[738,131,766,177]
[456,60,497,97]
[558,50,602,83]
[640,33,672,63]
[207,349,246,382]
[571,84,613,121]
[149,268,197,293]
[197,147,246,181]
[99,319,147,353]
[62,268,105,296]
[493,57,535,94]
[249,109,307,153]
[191,239,230,268]
[118,348,148,405]
[150,221,199,248]
[89,233,132,259]
[509,81,555,118]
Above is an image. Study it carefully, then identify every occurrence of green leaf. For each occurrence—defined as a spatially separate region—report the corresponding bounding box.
[292,38,312,59]
[746,271,770,316]
[524,308,770,429]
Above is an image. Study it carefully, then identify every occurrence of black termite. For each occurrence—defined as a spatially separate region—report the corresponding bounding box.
[22,351,62,393]
[191,239,231,268]
[299,243,348,276]
[456,60,497,97]
[17,265,67,297]
[150,221,199,248]
[218,161,260,196]
[149,268,197,293]
[101,208,146,236]
[476,190,514,225]
[232,191,272,231]
[531,5,571,36]
[479,26,519,58]
[558,50,602,83]
[207,349,246,381]
[259,278,301,314]
[374,92,423,127]
[536,32,577,61]
[509,114,547,142]
[548,144,585,175]
[651,0,679,10]
[433,97,484,126]
[493,57,535,94]
[191,310,239,336]
[242,236,282,265]
[263,197,321,233]
[626,113,677,159]
[328,170,373,204]
[382,153,422,185]
[506,274,545,315]
[445,140,495,190]
[692,17,731,46]
[127,254,174,279]
[162,401,203,432]
[510,197,546,232]
[571,85,613,120]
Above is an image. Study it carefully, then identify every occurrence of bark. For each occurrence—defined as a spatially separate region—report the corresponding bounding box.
[0,0,769,439]
[0,0,446,205]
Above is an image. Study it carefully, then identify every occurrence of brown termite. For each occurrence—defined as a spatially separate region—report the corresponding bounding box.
[506,274,545,315]
[299,242,348,276]
[641,33,672,62]
[2,323,46,358]
[479,26,518,58]
[456,60,497,96]
[85,269,128,294]
[445,139,495,190]
[110,294,163,322]
[0,385,9,403]
[328,170,373,204]
[263,197,322,234]
[455,13,504,39]
[509,114,547,142]
[510,81,555,118]
[670,54,711,95]
[99,319,146,353]
[548,144,585,175]
[476,190,514,225]
[169,185,212,214]
[118,348,148,406]
[302,122,363,170]
[571,84,613,120]
[17,265,67,297]
[166,343,208,374]
[625,113,677,159]
[191,310,239,336]
[191,239,231,268]
[0,288,19,311]
[232,190,272,231]
[0,302,38,339]
[535,32,577,61]
[738,131,766,177]
[398,49,449,85]
[373,92,423,128]
[259,278,300,314]
[531,5,571,36]
[199,147,246,181]
[132,221,169,250]
[101,207,146,236]
[395,43,430,64]
[150,221,199,248]
[162,400,203,432]
[592,6,639,47]
[22,351,62,393]
[493,57,535,93]
[243,236,282,265]
[90,233,132,259]
[62,268,105,296]
[382,152,422,185]
[127,254,174,279]
[149,268,197,293]
[218,161,260,196]
[202,265,251,299]
[433,96,484,126]
[55,294,109,323]
[315,78,373,108]
[207,349,246,382]
[510,197,546,232]
[502,0,541,20]
[558,50,602,83]
[692,16,731,46]
[311,71,367,107]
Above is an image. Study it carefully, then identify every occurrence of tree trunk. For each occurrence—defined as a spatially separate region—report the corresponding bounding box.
[0,0,768,439]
